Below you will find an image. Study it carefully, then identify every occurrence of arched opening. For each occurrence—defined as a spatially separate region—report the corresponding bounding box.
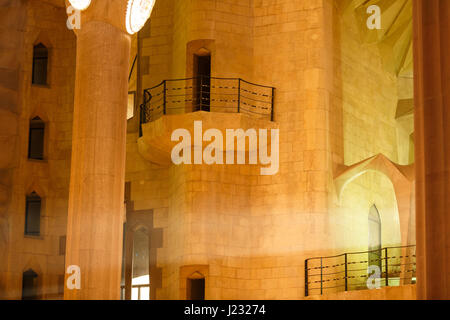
[337,169,401,252]
[22,269,38,300]
[28,117,45,160]
[368,205,382,270]
[25,191,41,236]
[32,43,48,85]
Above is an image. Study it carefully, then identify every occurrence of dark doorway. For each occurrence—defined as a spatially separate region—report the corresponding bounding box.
[22,269,38,300]
[194,54,211,112]
[187,278,205,300]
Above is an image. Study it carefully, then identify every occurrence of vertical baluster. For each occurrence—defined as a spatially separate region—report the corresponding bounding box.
[163,80,167,115]
[271,87,275,121]
[344,253,348,292]
[385,247,389,287]
[237,78,241,114]
[305,259,309,297]
[200,75,204,111]
[320,257,323,295]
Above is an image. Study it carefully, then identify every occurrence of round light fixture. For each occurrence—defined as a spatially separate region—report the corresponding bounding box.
[126,0,156,35]
[68,0,91,11]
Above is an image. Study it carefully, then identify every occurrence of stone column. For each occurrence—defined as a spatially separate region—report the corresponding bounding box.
[64,19,130,299]
[413,0,450,300]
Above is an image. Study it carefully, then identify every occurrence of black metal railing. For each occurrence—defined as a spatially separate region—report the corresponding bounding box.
[305,245,416,297]
[139,76,275,128]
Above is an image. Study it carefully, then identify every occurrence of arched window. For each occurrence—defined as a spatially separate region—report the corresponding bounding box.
[32,43,48,85]
[28,117,45,160]
[25,192,41,236]
[187,272,205,300]
[368,205,382,269]
[22,269,38,300]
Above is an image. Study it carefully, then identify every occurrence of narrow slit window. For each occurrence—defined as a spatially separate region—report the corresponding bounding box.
[25,192,41,236]
[28,117,45,160]
[32,43,48,85]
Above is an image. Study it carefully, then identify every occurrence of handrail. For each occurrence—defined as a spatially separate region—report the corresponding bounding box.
[305,244,417,261]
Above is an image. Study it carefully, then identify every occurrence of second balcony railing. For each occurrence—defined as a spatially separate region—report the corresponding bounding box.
[140,76,275,126]
[305,245,416,297]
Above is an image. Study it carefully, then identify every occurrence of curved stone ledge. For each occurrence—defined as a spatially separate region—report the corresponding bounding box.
[138,111,279,166]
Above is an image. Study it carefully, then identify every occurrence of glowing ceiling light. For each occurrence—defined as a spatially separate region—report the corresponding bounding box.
[126,0,156,35]
[68,0,91,11]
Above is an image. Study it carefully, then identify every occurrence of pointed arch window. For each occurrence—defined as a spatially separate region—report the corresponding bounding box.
[28,117,45,160]
[32,43,48,85]
[25,192,41,236]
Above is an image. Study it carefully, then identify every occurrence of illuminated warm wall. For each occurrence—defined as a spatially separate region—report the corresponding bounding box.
[329,1,413,258]
[128,0,414,300]
[0,0,416,301]
[0,0,76,299]
[129,0,338,300]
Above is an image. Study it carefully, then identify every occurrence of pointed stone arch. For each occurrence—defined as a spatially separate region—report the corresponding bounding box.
[188,271,205,280]
[335,154,415,285]
[334,154,414,248]
[32,32,53,50]
[29,109,50,124]
[25,181,47,199]
[22,257,43,276]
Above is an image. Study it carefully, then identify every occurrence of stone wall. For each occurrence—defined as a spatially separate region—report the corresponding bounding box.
[0,0,26,299]
[0,0,76,300]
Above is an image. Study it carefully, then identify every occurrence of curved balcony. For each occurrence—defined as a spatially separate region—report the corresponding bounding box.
[139,76,275,128]
[136,77,277,166]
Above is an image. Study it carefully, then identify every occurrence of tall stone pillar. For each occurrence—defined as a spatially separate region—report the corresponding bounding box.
[413,0,450,300]
[64,1,131,300]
